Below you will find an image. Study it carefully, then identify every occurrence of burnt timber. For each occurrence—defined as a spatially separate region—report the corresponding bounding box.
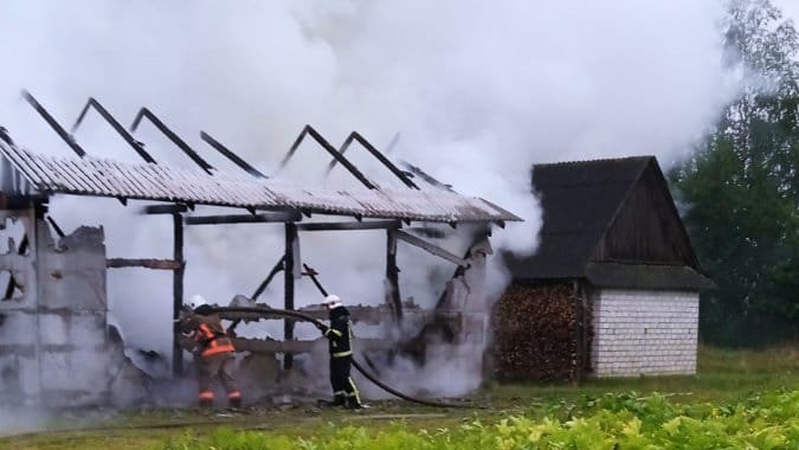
[0,92,521,379]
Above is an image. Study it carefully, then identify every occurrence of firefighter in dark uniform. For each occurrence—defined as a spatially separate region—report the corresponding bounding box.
[316,294,362,409]
[177,295,242,408]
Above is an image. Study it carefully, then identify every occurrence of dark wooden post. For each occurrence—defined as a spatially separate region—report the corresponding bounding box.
[283,222,298,371]
[172,212,185,377]
[572,280,587,384]
[386,226,402,322]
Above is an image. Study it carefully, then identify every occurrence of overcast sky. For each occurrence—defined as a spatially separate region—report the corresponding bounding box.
[774,0,799,23]
[776,0,799,26]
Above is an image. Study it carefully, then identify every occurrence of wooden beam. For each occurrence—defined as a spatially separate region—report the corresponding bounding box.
[283,222,298,371]
[185,211,301,225]
[172,212,185,377]
[143,204,189,215]
[395,230,469,267]
[386,226,402,322]
[106,258,182,270]
[297,220,400,232]
[200,131,267,179]
[130,108,215,175]
[232,337,395,354]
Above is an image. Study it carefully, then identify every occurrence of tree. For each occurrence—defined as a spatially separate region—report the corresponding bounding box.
[669,0,799,346]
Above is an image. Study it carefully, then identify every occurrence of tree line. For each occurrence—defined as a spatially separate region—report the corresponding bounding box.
[669,0,799,346]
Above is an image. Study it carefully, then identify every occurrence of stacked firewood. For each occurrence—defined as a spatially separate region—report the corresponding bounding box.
[491,283,579,381]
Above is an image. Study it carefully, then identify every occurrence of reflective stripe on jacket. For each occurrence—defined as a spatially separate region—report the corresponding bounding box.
[193,318,235,357]
[324,306,353,358]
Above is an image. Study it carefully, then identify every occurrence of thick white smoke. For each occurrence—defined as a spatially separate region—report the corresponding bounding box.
[774,0,799,25]
[0,0,735,406]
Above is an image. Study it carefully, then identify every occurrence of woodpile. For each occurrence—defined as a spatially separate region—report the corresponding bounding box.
[492,282,587,381]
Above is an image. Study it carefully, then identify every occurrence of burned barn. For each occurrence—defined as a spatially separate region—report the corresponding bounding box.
[497,156,713,380]
[0,93,519,407]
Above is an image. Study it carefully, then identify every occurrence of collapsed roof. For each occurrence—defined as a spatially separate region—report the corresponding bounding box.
[0,93,520,225]
[0,140,517,223]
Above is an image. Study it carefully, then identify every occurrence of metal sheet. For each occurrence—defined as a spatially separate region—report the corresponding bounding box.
[0,141,521,223]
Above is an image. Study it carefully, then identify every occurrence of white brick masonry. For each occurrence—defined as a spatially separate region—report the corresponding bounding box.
[591,289,698,377]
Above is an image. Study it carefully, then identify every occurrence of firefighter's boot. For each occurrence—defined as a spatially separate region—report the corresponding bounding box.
[332,393,346,407]
[319,393,346,407]
[345,396,363,410]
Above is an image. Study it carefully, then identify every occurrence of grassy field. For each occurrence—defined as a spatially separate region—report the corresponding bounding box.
[2,345,799,450]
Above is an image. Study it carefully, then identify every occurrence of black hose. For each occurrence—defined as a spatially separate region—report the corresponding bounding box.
[208,306,481,409]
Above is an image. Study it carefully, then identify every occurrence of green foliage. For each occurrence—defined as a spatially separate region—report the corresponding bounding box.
[670,0,799,346]
[158,390,799,449]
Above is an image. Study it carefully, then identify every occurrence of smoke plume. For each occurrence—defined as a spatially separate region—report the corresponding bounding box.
[0,0,735,410]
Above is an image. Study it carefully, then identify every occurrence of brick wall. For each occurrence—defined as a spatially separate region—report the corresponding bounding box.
[591,289,698,377]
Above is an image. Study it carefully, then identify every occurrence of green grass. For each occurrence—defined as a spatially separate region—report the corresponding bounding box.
[4,345,799,449]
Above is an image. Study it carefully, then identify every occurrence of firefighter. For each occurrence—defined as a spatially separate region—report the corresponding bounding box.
[177,295,242,408]
[316,294,362,409]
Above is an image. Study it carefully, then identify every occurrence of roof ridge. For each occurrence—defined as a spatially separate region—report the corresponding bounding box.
[534,155,655,168]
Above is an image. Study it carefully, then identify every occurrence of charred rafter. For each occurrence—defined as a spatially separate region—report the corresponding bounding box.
[200,131,266,179]
[251,256,286,301]
[21,91,87,158]
[142,204,190,215]
[281,125,377,190]
[46,216,65,238]
[296,219,399,232]
[325,132,419,190]
[106,258,182,270]
[400,160,455,193]
[185,211,301,225]
[71,98,156,164]
[131,108,215,175]
[396,230,469,267]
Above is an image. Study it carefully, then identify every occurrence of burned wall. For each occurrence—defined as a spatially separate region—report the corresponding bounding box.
[0,210,115,407]
[0,209,38,405]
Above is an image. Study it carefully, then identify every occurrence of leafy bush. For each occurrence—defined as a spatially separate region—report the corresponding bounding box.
[162,390,799,449]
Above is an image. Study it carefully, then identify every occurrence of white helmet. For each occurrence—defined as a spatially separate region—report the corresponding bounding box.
[324,294,343,309]
[190,294,208,309]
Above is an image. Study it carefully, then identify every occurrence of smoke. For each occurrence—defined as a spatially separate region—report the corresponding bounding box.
[0,408,53,437]
[0,0,735,406]
[773,0,799,28]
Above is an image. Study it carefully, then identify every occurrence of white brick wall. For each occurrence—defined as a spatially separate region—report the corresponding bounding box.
[591,289,698,377]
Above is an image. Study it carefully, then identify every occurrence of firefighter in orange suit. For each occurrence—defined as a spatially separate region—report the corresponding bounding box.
[316,294,362,409]
[177,295,242,408]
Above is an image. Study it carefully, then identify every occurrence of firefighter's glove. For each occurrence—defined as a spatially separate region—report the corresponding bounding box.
[314,322,327,333]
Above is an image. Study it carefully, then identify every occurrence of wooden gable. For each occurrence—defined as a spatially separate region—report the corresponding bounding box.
[506,156,713,290]
[594,158,699,268]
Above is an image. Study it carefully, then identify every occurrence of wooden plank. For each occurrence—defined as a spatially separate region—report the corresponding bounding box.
[186,211,300,225]
[297,219,399,231]
[143,204,189,215]
[232,337,394,354]
[106,258,182,270]
[172,213,185,377]
[283,222,298,371]
[395,230,468,267]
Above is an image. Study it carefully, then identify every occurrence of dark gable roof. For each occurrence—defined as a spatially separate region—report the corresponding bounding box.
[506,156,714,290]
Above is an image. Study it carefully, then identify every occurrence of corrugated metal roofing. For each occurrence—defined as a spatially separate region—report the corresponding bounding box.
[0,140,520,223]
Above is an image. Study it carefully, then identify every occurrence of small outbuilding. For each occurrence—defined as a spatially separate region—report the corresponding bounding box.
[495,156,714,380]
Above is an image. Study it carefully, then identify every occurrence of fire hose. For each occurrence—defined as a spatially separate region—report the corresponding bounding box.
[208,306,481,409]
